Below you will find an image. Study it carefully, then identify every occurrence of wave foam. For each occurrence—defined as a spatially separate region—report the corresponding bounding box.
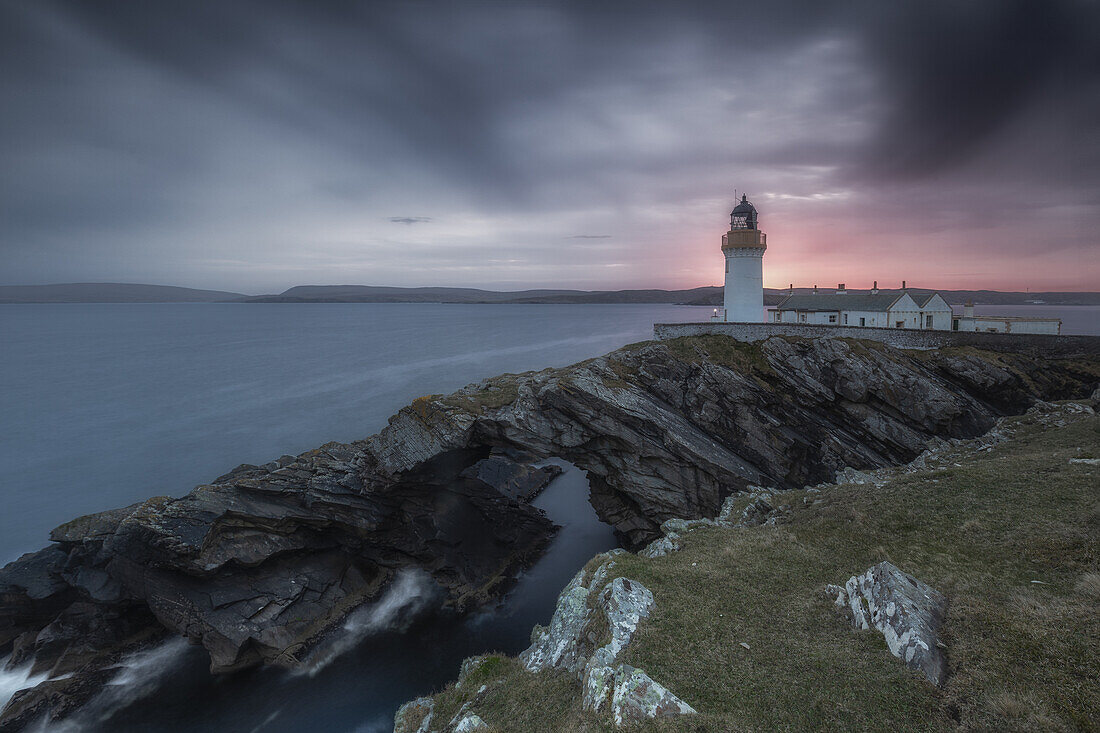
[299,568,441,676]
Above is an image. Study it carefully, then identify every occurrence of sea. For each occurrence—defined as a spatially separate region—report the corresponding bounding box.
[0,302,1097,731]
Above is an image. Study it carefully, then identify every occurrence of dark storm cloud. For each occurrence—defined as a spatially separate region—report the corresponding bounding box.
[0,0,1097,290]
[852,0,1100,180]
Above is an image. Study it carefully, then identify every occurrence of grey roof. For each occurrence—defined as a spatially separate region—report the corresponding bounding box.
[911,292,942,307]
[775,292,902,312]
[775,289,949,312]
[731,195,757,216]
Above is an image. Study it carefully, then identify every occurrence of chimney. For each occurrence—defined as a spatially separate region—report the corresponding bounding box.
[836,283,846,294]
[789,283,793,293]
[871,280,879,295]
[964,301,974,318]
[902,280,907,290]
[812,284,818,295]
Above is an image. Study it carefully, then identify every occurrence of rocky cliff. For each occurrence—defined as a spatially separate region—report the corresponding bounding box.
[1,335,1097,729]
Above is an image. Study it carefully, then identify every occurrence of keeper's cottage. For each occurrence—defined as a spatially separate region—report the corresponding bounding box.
[773,283,952,330]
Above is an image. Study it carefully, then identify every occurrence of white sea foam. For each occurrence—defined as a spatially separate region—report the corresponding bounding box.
[0,656,48,716]
[45,637,193,731]
[299,568,442,676]
[248,709,282,733]
[101,636,190,694]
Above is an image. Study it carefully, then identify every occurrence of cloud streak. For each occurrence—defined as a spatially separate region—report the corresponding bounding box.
[389,217,433,225]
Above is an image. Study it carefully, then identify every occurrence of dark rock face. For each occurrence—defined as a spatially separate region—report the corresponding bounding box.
[1,335,1096,729]
[0,448,557,729]
[363,337,1098,549]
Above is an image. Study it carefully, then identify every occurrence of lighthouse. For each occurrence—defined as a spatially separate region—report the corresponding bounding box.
[721,194,766,322]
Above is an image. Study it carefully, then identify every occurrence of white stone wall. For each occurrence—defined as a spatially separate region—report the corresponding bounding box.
[1006,320,1061,335]
[840,310,889,328]
[954,317,1060,335]
[772,308,948,329]
[923,310,952,330]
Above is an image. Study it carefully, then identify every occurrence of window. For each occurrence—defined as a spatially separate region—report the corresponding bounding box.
[775,311,782,322]
[828,314,837,323]
[896,321,904,329]
[799,313,806,323]
[843,314,848,325]
[952,319,959,331]
[926,314,934,328]
[859,317,866,327]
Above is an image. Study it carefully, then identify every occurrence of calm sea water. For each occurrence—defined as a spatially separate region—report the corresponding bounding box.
[0,302,1096,731]
[0,303,708,564]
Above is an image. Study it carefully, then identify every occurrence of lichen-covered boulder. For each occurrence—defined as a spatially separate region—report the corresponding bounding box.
[829,561,948,685]
[610,665,696,725]
[586,578,654,671]
[393,696,434,733]
[581,664,618,713]
[576,577,694,725]
[639,534,680,558]
[583,664,696,725]
[452,713,488,732]
[640,517,718,557]
[519,569,593,676]
[519,550,626,676]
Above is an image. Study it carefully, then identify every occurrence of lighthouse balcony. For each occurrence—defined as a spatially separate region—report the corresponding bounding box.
[722,229,767,250]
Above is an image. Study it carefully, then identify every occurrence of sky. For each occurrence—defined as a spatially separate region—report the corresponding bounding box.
[1,0,1098,294]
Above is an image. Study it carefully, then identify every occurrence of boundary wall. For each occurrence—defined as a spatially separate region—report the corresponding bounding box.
[653,322,1100,359]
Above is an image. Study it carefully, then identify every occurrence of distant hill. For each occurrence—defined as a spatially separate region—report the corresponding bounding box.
[687,288,1100,307]
[239,285,726,304]
[3,282,1097,306]
[0,283,246,303]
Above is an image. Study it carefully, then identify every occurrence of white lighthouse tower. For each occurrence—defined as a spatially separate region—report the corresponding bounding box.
[721,194,766,322]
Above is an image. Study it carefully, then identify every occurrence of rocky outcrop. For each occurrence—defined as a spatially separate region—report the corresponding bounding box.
[364,337,1098,550]
[3,335,1097,729]
[520,552,696,726]
[520,550,631,677]
[827,562,948,686]
[394,697,435,733]
[601,665,697,725]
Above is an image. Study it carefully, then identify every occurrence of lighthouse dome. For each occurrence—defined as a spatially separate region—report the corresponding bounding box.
[730,194,758,230]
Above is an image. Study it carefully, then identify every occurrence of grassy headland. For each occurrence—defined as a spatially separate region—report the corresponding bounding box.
[412,402,1100,731]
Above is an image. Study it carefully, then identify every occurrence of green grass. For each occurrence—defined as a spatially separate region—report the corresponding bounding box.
[405,408,1100,731]
[438,376,521,415]
[419,656,589,732]
[662,335,775,377]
